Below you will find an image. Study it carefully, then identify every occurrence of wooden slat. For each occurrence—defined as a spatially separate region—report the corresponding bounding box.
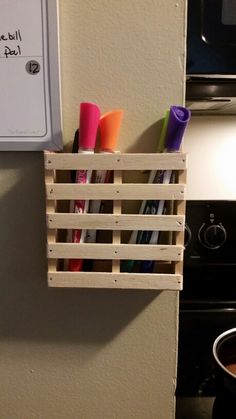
[48,243,183,261]
[47,213,185,231]
[48,272,183,290]
[173,168,186,278]
[112,169,122,273]
[45,168,57,273]
[46,183,185,200]
[44,152,187,171]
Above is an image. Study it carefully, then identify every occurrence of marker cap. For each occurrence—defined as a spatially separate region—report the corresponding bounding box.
[79,102,101,150]
[99,110,124,151]
[165,105,191,151]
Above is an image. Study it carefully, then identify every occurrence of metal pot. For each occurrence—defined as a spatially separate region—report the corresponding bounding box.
[213,328,236,396]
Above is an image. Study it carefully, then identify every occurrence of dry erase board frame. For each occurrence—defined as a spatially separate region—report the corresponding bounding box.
[0,0,62,151]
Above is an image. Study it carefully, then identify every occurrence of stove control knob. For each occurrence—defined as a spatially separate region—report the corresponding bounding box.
[198,223,227,249]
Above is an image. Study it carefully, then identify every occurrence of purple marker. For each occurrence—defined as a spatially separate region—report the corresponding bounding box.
[140,105,191,273]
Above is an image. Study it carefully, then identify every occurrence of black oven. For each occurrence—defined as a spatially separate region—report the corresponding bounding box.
[176,201,236,419]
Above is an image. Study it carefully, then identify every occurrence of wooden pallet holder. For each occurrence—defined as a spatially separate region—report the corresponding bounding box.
[44,151,187,290]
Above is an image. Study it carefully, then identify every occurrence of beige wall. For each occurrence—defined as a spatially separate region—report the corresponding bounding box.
[0,1,186,418]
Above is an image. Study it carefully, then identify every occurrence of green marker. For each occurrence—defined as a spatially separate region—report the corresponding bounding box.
[121,110,170,273]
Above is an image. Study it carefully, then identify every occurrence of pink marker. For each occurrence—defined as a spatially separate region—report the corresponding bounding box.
[69,102,100,272]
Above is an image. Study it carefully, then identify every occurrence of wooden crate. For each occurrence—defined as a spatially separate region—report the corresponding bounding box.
[44,152,187,290]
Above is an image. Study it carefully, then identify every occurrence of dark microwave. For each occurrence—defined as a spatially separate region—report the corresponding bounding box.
[186,0,236,114]
[187,0,236,74]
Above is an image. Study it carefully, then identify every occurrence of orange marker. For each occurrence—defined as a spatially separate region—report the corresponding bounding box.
[85,109,124,244]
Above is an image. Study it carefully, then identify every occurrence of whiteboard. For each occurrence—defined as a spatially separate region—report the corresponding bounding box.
[0,0,62,150]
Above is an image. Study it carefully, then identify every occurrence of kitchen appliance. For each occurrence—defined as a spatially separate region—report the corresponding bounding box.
[186,0,236,114]
[176,200,236,419]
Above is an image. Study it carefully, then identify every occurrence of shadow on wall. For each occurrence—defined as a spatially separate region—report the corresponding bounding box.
[126,118,164,154]
[0,152,160,344]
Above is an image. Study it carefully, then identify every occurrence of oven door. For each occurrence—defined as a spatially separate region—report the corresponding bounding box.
[177,264,236,397]
[177,303,236,397]
[176,304,236,419]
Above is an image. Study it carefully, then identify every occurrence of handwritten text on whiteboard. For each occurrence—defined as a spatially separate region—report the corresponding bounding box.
[0,30,22,58]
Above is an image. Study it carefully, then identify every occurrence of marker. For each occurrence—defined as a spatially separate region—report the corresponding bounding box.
[121,110,170,273]
[64,129,80,271]
[135,110,171,246]
[69,102,100,272]
[83,110,123,271]
[85,109,124,244]
[71,129,79,183]
[140,105,191,273]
